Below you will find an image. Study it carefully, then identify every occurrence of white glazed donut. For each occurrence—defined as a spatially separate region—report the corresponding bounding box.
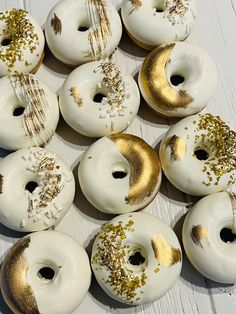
[45,0,122,66]
[182,192,236,283]
[0,147,75,232]
[1,230,91,314]
[91,212,182,304]
[79,133,162,214]
[121,0,197,50]
[0,73,59,150]
[159,113,236,195]
[0,9,45,76]
[138,42,218,117]
[59,60,140,137]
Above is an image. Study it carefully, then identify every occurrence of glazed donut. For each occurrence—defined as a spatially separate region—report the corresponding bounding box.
[91,212,182,304]
[79,133,162,214]
[0,73,59,150]
[121,0,197,50]
[45,0,122,66]
[182,192,236,283]
[1,230,91,314]
[159,113,236,195]
[59,60,140,137]
[0,147,75,232]
[0,9,44,76]
[138,42,218,117]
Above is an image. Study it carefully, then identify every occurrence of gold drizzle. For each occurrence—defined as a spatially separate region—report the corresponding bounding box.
[166,135,186,160]
[191,225,208,248]
[10,73,52,146]
[51,13,62,35]
[0,174,3,194]
[70,87,83,107]
[0,237,39,314]
[0,9,39,72]
[140,43,193,111]
[86,0,112,60]
[151,234,181,267]
[129,0,142,14]
[109,134,161,205]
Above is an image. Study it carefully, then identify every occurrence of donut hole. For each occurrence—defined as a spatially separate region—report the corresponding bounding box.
[220,228,236,243]
[78,25,89,32]
[152,0,165,12]
[93,93,106,103]
[112,171,127,179]
[25,181,38,193]
[38,267,55,280]
[194,149,209,161]
[129,251,145,265]
[170,75,185,86]
[13,106,25,116]
[1,37,12,46]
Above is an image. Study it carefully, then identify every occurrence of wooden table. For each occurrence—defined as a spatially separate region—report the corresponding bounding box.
[0,0,236,313]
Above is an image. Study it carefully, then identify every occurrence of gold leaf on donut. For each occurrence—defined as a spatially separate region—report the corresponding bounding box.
[70,87,83,107]
[228,192,236,220]
[140,43,193,111]
[0,237,40,314]
[165,135,186,160]
[191,225,208,248]
[0,174,3,194]
[109,134,161,206]
[129,0,142,14]
[51,13,62,35]
[151,234,181,267]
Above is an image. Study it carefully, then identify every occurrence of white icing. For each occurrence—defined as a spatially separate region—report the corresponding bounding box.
[91,212,182,304]
[0,74,59,150]
[78,135,162,214]
[24,231,91,313]
[0,9,44,76]
[45,0,122,65]
[138,42,218,117]
[121,0,197,47]
[182,192,236,283]
[0,147,75,232]
[159,114,236,195]
[59,60,140,137]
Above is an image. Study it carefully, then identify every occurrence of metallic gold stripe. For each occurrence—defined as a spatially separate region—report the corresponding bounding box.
[191,225,208,248]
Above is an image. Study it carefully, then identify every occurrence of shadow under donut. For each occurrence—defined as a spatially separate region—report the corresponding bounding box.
[0,292,12,314]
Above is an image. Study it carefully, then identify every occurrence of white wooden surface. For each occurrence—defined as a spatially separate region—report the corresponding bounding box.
[0,0,236,313]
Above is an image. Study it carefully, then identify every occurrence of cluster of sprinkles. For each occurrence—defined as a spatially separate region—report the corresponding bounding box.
[0,9,39,72]
[163,0,190,24]
[92,220,147,303]
[20,149,71,229]
[193,114,236,187]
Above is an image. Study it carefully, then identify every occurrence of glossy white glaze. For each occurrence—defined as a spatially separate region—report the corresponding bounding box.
[59,60,140,137]
[91,212,182,304]
[159,113,236,195]
[121,0,197,48]
[0,73,59,150]
[0,147,75,232]
[45,0,122,66]
[182,192,236,283]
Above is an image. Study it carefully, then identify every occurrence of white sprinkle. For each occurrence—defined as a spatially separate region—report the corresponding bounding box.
[99,114,107,119]
[21,219,26,228]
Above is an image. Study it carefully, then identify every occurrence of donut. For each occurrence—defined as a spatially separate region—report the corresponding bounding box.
[0,73,59,150]
[79,133,162,214]
[91,212,182,304]
[159,113,236,195]
[0,9,45,76]
[59,60,140,137]
[182,192,236,283]
[0,147,75,232]
[121,0,197,50]
[138,42,218,118]
[0,230,91,314]
[45,0,122,66]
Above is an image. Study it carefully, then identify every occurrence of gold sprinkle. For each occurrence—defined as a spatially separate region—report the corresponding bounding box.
[154,267,160,273]
[69,87,83,107]
[51,13,62,35]
[151,234,181,267]
[191,225,208,248]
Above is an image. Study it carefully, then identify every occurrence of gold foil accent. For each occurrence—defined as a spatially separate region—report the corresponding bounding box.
[140,43,193,111]
[191,225,208,248]
[228,192,236,231]
[51,13,62,35]
[0,237,39,314]
[130,0,142,14]
[0,174,3,194]
[109,134,161,205]
[151,234,181,267]
[166,135,186,160]
[70,87,83,107]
